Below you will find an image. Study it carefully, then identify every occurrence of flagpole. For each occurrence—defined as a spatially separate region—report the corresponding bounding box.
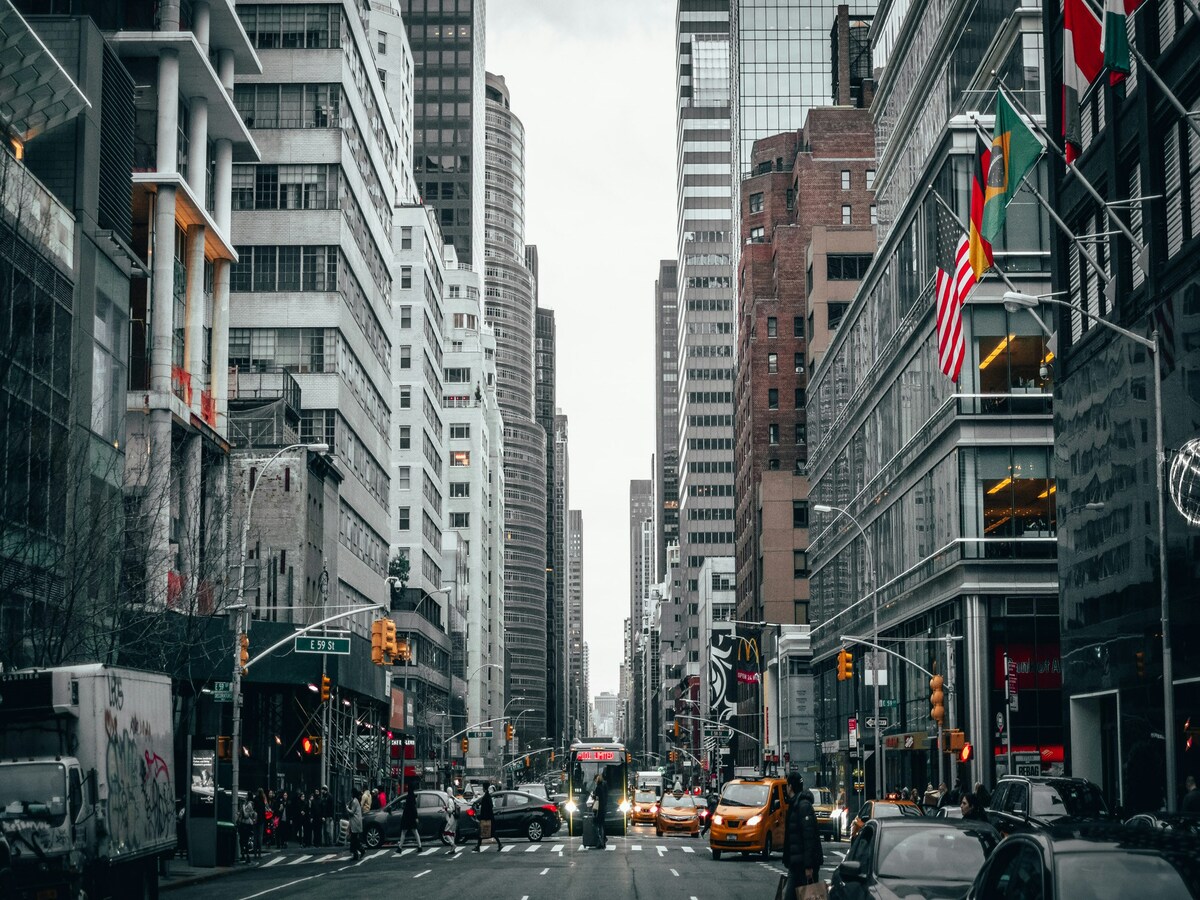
[995,78,1148,272]
[967,118,1112,288]
[1126,45,1200,143]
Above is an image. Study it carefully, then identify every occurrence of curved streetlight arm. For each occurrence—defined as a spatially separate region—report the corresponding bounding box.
[838,635,934,678]
[1003,292,1156,351]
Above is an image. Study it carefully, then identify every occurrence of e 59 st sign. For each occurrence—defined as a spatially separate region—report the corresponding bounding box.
[295,636,351,655]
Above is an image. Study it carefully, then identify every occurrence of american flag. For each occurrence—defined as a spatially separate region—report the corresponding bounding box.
[934,202,977,383]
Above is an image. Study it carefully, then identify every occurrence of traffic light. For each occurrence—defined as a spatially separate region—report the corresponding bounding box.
[505,722,514,742]
[837,648,853,681]
[929,673,945,727]
[461,737,469,754]
[396,637,412,663]
[1136,650,1146,678]
[320,675,331,702]
[371,618,385,665]
[238,633,250,673]
[960,742,973,763]
[550,751,555,762]
[674,718,680,737]
[669,750,677,762]
[382,618,398,662]
[301,736,322,756]
[945,729,965,751]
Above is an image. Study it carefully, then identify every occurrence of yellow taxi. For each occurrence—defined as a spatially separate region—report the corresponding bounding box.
[655,791,701,836]
[848,795,925,840]
[809,786,838,841]
[709,776,787,860]
[630,789,659,825]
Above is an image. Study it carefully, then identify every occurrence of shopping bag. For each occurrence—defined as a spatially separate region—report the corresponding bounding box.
[774,874,788,900]
[480,820,493,840]
[796,880,829,900]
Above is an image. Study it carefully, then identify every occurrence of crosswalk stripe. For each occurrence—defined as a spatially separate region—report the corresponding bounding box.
[315,854,339,863]
[420,848,438,856]
[414,869,432,879]
[398,848,416,857]
[500,845,514,852]
[288,855,312,865]
[261,855,284,868]
[366,849,389,861]
[551,844,564,853]
[683,846,694,853]
[671,868,680,877]
[605,844,615,851]
[525,844,539,852]
[632,844,642,851]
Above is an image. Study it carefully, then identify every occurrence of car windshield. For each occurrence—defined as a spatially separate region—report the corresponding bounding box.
[721,783,769,807]
[811,788,833,806]
[662,794,694,809]
[1054,851,1199,900]
[635,792,657,803]
[877,828,994,880]
[0,762,67,823]
[1032,782,1109,819]
[875,803,923,818]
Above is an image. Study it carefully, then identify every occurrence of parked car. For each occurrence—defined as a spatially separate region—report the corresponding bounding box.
[362,790,461,848]
[985,776,1111,837]
[457,790,563,843]
[967,823,1200,900]
[849,797,925,841]
[832,817,1001,900]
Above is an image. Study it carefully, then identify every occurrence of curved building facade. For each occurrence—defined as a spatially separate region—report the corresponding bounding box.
[484,73,548,741]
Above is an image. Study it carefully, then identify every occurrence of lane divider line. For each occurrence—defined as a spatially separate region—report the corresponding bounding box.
[414,869,432,879]
[670,868,680,877]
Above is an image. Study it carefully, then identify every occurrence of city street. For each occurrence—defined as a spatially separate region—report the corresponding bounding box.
[168,825,848,900]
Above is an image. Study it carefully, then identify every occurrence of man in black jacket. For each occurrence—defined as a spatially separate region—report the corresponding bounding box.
[783,774,823,899]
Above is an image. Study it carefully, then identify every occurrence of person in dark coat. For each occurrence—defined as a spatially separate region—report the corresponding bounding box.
[591,773,608,848]
[960,791,987,821]
[783,773,823,900]
[399,784,422,850]
[1183,776,1200,813]
[474,784,501,851]
[252,789,268,858]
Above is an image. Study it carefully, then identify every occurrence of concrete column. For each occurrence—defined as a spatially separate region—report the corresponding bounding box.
[156,50,180,174]
[159,0,181,30]
[187,96,209,200]
[150,186,178,397]
[180,433,203,600]
[211,258,231,434]
[217,49,235,92]
[192,0,211,52]
[963,594,990,789]
[184,224,207,413]
[145,410,175,606]
[213,138,233,234]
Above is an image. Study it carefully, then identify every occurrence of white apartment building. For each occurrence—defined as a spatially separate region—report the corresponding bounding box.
[443,249,506,775]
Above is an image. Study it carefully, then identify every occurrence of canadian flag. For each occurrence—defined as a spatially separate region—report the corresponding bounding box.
[1063,0,1103,162]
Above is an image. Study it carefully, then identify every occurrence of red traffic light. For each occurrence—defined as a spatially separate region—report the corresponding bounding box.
[959,741,973,763]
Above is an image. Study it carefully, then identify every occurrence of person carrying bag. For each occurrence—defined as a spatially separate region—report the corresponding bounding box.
[782,773,825,900]
[237,797,257,863]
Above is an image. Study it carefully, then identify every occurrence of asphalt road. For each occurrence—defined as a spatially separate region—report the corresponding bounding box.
[169,824,849,900]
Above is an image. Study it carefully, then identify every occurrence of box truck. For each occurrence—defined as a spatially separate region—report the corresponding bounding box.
[0,665,176,899]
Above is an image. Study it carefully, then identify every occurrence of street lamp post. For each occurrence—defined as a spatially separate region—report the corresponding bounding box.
[230,442,328,823]
[1004,291,1175,810]
[814,503,881,799]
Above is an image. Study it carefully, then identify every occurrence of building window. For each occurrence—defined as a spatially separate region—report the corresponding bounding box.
[450,450,470,467]
[401,227,412,250]
[972,446,1056,558]
[397,507,411,530]
[399,346,411,369]
[767,353,778,374]
[794,353,804,374]
[766,316,777,337]
[793,501,809,529]
[870,205,878,225]
[400,266,412,289]
[400,306,412,328]
[827,254,873,280]
[793,316,803,337]
[795,387,806,408]
[828,303,848,331]
[377,30,387,53]
[398,426,411,449]
[450,482,470,498]
[398,386,411,409]
[795,423,807,445]
[866,169,876,190]
[841,205,852,225]
[768,388,779,409]
[750,226,765,242]
[841,170,851,190]
[768,423,780,445]
[786,188,795,210]
[794,550,809,578]
[449,424,470,439]
[768,458,781,470]
[450,512,470,528]
[748,192,764,213]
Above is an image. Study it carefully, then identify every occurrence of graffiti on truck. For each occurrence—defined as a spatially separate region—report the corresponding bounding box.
[103,708,173,853]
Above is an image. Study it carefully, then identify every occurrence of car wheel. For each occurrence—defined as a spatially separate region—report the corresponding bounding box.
[363,826,383,849]
[712,848,722,860]
[527,819,544,842]
[763,833,773,860]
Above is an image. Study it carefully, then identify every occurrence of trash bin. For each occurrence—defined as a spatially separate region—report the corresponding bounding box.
[216,821,237,867]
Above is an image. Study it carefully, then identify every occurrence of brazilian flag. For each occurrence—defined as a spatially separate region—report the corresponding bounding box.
[980,92,1043,243]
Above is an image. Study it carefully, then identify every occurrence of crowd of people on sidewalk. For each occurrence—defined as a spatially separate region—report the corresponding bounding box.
[237,784,347,861]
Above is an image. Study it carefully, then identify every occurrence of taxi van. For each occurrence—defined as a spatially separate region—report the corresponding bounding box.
[708,776,787,860]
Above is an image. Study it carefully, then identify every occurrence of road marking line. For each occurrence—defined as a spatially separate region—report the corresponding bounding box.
[670,868,680,877]
[414,869,432,879]
[632,844,642,851]
[657,845,668,857]
[288,855,312,865]
[398,848,417,857]
[525,844,540,852]
[540,867,549,875]
[366,849,389,860]
[237,873,323,899]
[261,856,284,868]
[551,844,564,853]
[501,844,515,852]
[683,846,695,853]
[606,844,615,851]
[315,853,339,863]
[420,848,439,856]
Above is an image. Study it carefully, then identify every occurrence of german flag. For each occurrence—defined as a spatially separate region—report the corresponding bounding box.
[967,132,993,280]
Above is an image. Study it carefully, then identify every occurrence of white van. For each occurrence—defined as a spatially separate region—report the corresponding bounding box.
[636,771,664,797]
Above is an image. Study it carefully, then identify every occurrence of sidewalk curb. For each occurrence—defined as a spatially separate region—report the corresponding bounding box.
[159,865,238,893]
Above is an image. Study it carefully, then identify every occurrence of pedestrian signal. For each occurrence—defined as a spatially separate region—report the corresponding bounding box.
[302,736,322,755]
[959,741,973,763]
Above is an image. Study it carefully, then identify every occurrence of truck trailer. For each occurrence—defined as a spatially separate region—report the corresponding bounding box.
[0,665,176,899]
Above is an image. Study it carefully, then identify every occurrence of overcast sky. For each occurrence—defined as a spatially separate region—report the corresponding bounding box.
[487,0,677,700]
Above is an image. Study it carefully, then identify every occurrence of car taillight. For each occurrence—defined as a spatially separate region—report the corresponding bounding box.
[699,809,709,818]
[541,804,558,814]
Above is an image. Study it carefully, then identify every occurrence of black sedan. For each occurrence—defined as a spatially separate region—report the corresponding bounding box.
[985,776,1111,837]
[456,790,563,843]
[966,823,1200,900]
[832,818,1001,900]
[362,791,460,849]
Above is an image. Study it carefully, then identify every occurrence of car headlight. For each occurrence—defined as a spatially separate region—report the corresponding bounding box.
[712,814,723,825]
[619,800,632,813]
[565,800,578,814]
[651,805,658,813]
[746,814,762,827]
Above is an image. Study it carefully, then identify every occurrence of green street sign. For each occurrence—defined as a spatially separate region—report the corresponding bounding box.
[880,699,899,708]
[212,681,232,702]
[467,728,493,738]
[295,636,351,655]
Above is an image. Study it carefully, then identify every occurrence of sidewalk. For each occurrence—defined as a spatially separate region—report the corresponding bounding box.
[159,858,239,893]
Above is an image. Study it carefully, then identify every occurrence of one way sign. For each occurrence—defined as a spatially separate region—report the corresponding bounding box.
[865,717,888,728]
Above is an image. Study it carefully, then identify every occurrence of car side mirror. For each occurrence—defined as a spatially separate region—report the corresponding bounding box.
[771,799,780,812]
[838,861,863,882]
[1012,807,1026,817]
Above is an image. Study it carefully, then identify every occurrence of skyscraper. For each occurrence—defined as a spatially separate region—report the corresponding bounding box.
[628,478,654,751]
[567,508,585,740]
[536,301,563,746]
[552,412,570,746]
[484,72,547,743]
[399,0,486,265]
[654,260,680,582]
